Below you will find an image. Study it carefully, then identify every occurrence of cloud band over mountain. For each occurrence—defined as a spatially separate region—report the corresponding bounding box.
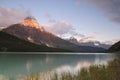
[0,6,31,27]
[44,21,74,35]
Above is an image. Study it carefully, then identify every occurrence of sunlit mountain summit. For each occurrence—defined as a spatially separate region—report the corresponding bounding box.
[20,16,45,31]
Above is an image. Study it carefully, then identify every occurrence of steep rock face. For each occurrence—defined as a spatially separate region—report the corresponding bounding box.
[108,41,120,53]
[0,31,68,52]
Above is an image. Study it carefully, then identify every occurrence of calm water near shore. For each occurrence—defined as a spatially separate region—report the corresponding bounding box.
[0,53,119,80]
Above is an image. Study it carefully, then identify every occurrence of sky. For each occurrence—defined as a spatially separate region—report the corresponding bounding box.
[0,0,120,44]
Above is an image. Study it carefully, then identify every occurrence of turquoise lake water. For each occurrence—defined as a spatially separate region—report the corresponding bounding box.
[0,53,119,80]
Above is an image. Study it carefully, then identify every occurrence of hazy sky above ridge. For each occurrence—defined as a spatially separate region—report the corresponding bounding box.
[0,0,120,44]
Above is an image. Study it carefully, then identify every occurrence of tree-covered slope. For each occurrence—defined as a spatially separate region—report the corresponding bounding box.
[0,31,68,52]
[107,41,120,53]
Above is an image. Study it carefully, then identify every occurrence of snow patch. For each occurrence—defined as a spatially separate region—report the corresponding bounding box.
[27,36,34,43]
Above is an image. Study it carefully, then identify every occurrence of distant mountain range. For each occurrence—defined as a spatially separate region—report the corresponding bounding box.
[66,37,111,49]
[0,16,105,52]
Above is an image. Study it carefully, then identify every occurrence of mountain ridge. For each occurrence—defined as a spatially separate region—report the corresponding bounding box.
[66,37,111,49]
[107,41,120,53]
[0,31,68,52]
[1,17,105,52]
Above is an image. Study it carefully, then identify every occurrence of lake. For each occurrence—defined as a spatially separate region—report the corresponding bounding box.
[0,53,119,80]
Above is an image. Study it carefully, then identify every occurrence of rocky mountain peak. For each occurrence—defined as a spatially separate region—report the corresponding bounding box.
[19,16,45,31]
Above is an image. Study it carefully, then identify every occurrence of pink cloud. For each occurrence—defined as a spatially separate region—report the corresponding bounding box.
[44,21,74,35]
[0,6,31,27]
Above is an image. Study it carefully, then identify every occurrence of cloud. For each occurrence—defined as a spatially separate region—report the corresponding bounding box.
[103,38,120,45]
[44,13,77,36]
[43,20,105,46]
[71,33,86,41]
[76,0,120,23]
[45,13,56,23]
[79,36,95,42]
[44,13,91,40]
[43,19,113,49]
[66,34,95,43]
[0,6,31,27]
[44,21,75,35]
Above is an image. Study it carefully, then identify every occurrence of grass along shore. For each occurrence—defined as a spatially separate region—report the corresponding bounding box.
[18,58,120,80]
